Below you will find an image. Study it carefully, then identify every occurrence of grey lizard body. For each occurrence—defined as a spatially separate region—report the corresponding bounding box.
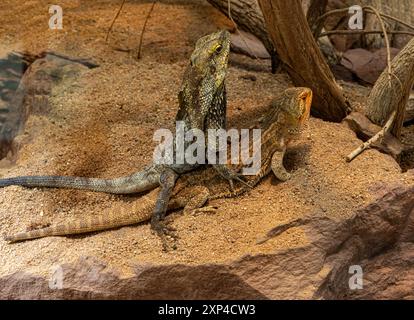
[0,30,241,233]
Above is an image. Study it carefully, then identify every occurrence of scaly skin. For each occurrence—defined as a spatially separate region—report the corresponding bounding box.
[4,87,312,243]
[0,30,243,233]
[0,30,231,193]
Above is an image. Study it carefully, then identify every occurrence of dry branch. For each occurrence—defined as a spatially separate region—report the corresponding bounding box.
[364,1,414,49]
[313,6,414,41]
[137,1,157,59]
[345,7,414,162]
[343,111,403,159]
[106,0,127,43]
[364,7,414,32]
[366,37,414,138]
[306,0,328,38]
[257,0,349,122]
[319,30,414,38]
[346,110,397,162]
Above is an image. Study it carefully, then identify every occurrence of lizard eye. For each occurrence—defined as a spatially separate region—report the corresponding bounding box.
[215,44,223,53]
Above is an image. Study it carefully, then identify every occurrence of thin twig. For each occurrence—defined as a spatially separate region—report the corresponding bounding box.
[314,6,414,34]
[319,30,414,38]
[346,110,396,162]
[363,7,414,32]
[346,6,402,162]
[106,0,127,43]
[226,0,258,59]
[362,7,405,93]
[314,7,350,29]
[365,6,392,80]
[137,1,157,60]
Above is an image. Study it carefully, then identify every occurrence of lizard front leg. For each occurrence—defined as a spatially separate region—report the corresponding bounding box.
[150,168,179,249]
[151,168,178,230]
[271,146,291,181]
[206,130,250,192]
[212,164,251,192]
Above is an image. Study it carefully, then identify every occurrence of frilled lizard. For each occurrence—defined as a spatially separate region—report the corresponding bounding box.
[4,87,312,243]
[0,30,244,235]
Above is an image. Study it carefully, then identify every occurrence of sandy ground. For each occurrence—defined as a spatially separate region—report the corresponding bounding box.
[0,0,412,278]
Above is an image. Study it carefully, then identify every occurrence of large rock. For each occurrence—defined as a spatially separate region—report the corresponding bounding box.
[0,51,96,160]
[341,48,400,84]
[0,3,412,297]
[0,100,411,298]
[1,180,413,299]
[230,30,270,59]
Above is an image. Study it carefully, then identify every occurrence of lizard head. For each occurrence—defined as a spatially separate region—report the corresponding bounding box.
[189,30,231,89]
[280,87,313,125]
[262,87,312,138]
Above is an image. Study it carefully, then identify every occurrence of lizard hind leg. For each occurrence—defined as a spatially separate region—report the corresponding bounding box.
[181,186,214,216]
[271,148,291,182]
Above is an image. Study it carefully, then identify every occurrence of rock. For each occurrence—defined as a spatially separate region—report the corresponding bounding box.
[230,30,270,59]
[0,111,409,299]
[341,49,373,76]
[0,182,412,299]
[318,183,414,299]
[331,64,356,82]
[341,48,400,84]
[0,51,97,160]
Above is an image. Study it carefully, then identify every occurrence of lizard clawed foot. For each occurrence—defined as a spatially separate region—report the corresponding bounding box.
[214,165,252,193]
[190,206,218,216]
[151,217,179,251]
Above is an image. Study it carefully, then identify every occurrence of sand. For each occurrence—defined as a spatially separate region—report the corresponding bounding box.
[0,0,412,280]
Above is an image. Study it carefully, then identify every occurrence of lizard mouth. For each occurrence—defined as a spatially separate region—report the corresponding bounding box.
[298,89,312,124]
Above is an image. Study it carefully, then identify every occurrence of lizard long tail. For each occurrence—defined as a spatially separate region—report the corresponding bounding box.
[0,166,160,194]
[4,189,161,243]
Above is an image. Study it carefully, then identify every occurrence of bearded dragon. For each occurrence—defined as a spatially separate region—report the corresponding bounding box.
[0,30,245,234]
[4,87,312,243]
